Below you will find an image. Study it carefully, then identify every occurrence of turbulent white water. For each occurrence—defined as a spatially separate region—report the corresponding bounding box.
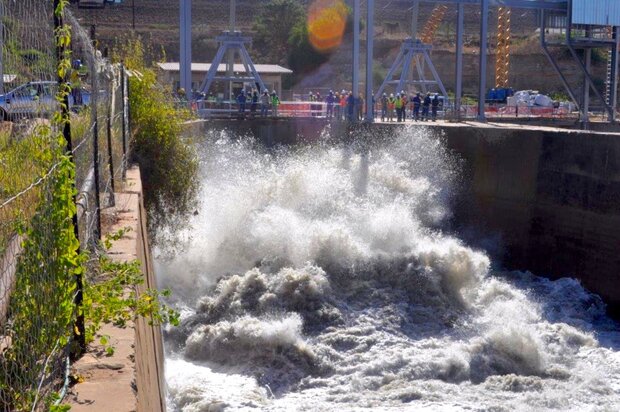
[157,127,620,412]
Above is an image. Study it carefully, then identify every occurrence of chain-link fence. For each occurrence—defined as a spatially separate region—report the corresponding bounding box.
[0,1,130,409]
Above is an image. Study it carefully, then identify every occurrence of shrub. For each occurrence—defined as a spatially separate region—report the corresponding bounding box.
[114,38,199,246]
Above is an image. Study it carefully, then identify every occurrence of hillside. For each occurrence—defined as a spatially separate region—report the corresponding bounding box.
[71,0,607,96]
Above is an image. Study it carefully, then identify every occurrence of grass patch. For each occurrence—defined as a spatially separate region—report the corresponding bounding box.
[0,123,57,254]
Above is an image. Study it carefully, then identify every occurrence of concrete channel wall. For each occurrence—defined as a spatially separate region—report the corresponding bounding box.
[68,167,166,411]
[199,118,620,316]
[437,124,620,316]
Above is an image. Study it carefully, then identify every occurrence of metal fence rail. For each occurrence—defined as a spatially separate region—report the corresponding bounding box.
[196,100,582,122]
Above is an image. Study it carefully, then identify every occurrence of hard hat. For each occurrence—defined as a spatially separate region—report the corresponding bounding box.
[382,93,387,96]
[390,93,394,97]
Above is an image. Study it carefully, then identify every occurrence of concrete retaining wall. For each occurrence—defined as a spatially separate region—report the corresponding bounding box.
[197,119,620,315]
[437,125,620,315]
[68,167,166,411]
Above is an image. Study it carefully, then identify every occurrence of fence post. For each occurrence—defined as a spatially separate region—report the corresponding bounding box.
[106,68,116,206]
[54,0,86,357]
[91,34,102,240]
[121,64,128,179]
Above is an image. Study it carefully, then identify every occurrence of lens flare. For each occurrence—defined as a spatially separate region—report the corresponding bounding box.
[307,0,349,52]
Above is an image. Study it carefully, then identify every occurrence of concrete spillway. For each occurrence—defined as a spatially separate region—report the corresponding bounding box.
[189,118,620,316]
[161,119,620,410]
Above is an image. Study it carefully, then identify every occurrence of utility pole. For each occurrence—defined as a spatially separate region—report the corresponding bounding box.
[365,0,374,122]
[352,0,360,103]
[180,0,192,100]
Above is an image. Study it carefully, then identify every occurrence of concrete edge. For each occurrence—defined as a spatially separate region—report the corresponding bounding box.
[67,166,166,412]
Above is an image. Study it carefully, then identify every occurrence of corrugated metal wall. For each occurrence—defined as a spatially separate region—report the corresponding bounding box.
[572,0,620,26]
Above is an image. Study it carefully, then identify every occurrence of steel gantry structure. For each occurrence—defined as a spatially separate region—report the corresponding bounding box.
[179,0,266,101]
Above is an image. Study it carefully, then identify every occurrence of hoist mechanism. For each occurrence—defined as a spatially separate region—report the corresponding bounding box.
[495,7,512,88]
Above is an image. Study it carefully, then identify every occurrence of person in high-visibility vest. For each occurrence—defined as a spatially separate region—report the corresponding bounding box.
[387,93,395,122]
[394,93,403,122]
[271,91,280,117]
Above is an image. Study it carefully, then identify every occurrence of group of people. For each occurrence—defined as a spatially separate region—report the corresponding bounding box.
[236,89,281,117]
[192,87,442,122]
[380,91,441,122]
[310,89,442,123]
[321,90,368,121]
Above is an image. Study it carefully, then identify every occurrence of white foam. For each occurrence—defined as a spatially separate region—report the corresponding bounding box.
[161,127,620,411]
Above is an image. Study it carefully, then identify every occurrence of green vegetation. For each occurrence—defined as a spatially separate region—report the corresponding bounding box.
[0,3,183,409]
[84,229,179,356]
[549,91,571,102]
[288,20,330,76]
[253,0,306,65]
[253,0,351,84]
[0,125,54,254]
[113,37,199,246]
[0,14,56,80]
[0,1,81,405]
[0,123,81,409]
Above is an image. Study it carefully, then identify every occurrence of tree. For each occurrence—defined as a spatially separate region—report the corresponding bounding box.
[253,0,306,64]
[288,20,329,78]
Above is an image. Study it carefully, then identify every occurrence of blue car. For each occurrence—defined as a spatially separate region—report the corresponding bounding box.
[0,81,90,121]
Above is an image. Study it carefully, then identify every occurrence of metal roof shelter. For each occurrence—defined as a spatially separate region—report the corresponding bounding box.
[158,63,292,75]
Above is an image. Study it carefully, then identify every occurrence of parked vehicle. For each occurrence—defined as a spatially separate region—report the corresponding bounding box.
[0,81,90,121]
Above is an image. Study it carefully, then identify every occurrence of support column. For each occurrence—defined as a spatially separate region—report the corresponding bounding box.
[411,0,419,40]
[455,2,464,120]
[582,47,591,124]
[365,0,374,122]
[179,0,192,100]
[478,0,489,122]
[353,0,360,99]
[227,0,236,101]
[610,27,619,122]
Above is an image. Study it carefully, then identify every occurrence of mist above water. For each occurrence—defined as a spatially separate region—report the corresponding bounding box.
[158,127,620,411]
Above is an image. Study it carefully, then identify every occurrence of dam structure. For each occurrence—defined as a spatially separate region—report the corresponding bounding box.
[158,0,620,410]
[158,118,620,411]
